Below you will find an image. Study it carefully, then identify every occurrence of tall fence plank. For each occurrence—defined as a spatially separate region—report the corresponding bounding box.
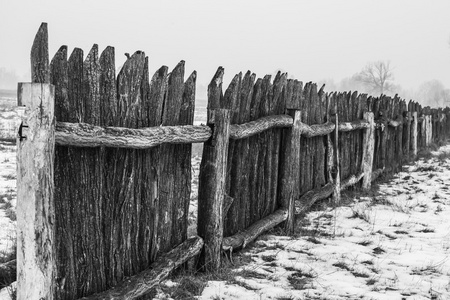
[31,23,50,83]
[158,60,187,252]
[198,109,231,270]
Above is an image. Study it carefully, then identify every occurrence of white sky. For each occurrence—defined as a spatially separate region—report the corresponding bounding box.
[1,0,450,96]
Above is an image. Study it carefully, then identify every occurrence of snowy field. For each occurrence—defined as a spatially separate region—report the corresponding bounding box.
[0,142,16,255]
[198,146,450,300]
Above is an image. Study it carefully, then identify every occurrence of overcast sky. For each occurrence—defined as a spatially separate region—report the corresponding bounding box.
[1,0,450,98]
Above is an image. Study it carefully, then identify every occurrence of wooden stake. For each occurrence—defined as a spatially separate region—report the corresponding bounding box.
[197,109,231,271]
[361,112,375,189]
[17,83,56,300]
[412,112,418,156]
[279,110,301,234]
[333,96,341,204]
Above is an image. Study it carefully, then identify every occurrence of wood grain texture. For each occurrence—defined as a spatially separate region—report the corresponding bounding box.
[279,110,301,233]
[229,114,293,139]
[197,109,231,270]
[246,78,263,232]
[295,183,334,215]
[222,209,287,251]
[223,73,243,236]
[362,112,375,189]
[171,70,196,248]
[51,45,76,300]
[17,83,56,300]
[225,71,255,236]
[158,60,187,253]
[300,121,335,137]
[31,23,49,83]
[79,237,204,300]
[55,122,211,148]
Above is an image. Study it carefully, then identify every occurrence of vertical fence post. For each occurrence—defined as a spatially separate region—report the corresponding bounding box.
[412,112,418,156]
[279,110,301,234]
[197,109,231,271]
[17,83,56,300]
[428,115,433,146]
[361,112,375,189]
[404,111,411,156]
[333,101,341,204]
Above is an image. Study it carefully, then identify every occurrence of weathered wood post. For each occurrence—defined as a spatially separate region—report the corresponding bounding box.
[17,82,56,300]
[333,97,341,204]
[279,110,301,234]
[197,109,231,271]
[411,111,418,156]
[427,115,433,146]
[403,111,411,157]
[361,112,375,189]
[420,114,426,148]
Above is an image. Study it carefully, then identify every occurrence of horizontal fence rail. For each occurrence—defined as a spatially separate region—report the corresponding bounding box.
[229,114,293,139]
[55,122,212,148]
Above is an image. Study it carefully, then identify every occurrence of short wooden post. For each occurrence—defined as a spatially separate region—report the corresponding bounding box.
[411,112,418,156]
[361,112,375,189]
[197,109,231,271]
[279,110,301,234]
[17,83,56,300]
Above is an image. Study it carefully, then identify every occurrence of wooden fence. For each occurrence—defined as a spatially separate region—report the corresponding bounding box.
[15,23,450,299]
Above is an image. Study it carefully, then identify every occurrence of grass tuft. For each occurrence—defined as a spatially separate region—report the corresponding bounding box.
[287,270,316,290]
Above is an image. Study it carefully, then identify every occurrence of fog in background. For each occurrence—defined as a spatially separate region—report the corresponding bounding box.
[1,0,450,107]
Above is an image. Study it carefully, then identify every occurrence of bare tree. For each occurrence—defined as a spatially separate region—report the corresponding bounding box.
[355,61,394,95]
[417,79,450,107]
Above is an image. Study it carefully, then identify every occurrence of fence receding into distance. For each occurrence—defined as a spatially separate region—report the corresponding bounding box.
[15,23,450,300]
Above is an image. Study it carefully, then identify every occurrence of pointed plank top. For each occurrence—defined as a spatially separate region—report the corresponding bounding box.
[31,22,49,83]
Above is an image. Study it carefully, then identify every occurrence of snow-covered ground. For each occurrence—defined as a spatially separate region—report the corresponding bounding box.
[0,142,16,256]
[199,146,450,300]
[2,139,450,299]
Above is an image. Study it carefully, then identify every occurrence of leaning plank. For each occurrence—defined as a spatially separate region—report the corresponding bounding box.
[55,122,212,148]
[78,236,204,300]
[300,121,335,138]
[229,114,293,139]
[337,120,370,132]
[294,183,334,215]
[222,209,288,251]
[17,83,56,300]
[340,172,364,190]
